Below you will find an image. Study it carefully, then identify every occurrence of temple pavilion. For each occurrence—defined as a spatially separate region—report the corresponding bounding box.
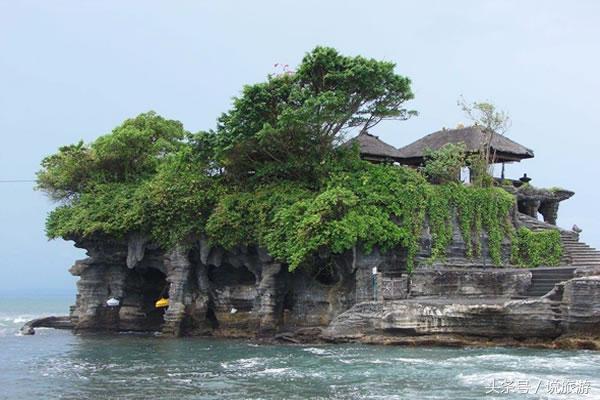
[347,125,573,227]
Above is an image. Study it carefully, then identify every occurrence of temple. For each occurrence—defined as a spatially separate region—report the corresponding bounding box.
[26,125,600,348]
[350,126,574,228]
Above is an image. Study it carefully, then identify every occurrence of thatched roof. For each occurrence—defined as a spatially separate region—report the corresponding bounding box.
[344,131,404,163]
[396,126,534,165]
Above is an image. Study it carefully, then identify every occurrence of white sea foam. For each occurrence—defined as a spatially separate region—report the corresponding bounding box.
[392,357,435,365]
[0,315,37,325]
[221,357,264,370]
[368,359,392,365]
[303,347,330,356]
[449,353,599,371]
[256,367,291,376]
[458,371,541,386]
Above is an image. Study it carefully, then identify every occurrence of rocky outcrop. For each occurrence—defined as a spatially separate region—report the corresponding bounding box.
[503,185,574,225]
[560,276,600,334]
[409,268,531,297]
[162,246,194,337]
[20,316,73,335]
[65,235,364,337]
[49,210,600,349]
[323,275,600,344]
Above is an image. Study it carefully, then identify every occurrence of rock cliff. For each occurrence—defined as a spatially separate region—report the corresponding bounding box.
[39,213,597,349]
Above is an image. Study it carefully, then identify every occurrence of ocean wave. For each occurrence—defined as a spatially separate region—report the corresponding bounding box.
[391,357,436,365]
[0,315,37,325]
[221,357,265,370]
[368,359,392,365]
[302,347,330,356]
[448,353,600,371]
[255,367,291,376]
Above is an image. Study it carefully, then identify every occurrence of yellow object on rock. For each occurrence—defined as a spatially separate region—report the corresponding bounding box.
[155,298,169,308]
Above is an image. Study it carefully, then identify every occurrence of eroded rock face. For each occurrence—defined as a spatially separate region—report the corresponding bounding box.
[324,275,600,342]
[409,268,531,298]
[68,236,366,337]
[65,224,600,344]
[561,276,600,334]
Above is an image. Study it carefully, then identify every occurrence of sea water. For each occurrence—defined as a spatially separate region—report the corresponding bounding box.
[1,297,599,400]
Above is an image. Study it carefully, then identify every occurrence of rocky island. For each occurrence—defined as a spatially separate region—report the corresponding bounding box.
[29,47,600,349]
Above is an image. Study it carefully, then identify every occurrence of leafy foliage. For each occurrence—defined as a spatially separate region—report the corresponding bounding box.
[421,143,466,184]
[45,183,144,239]
[38,47,544,273]
[511,228,562,267]
[37,112,187,201]
[215,46,416,183]
[262,165,516,271]
[140,148,223,247]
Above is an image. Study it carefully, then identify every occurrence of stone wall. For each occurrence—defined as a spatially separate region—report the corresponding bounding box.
[409,268,531,298]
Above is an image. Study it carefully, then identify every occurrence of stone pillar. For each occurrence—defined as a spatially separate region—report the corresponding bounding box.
[189,263,214,334]
[162,246,193,337]
[518,199,541,219]
[256,262,283,335]
[69,258,126,331]
[539,200,559,225]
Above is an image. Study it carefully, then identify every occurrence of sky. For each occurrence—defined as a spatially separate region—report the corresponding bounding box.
[1,1,599,296]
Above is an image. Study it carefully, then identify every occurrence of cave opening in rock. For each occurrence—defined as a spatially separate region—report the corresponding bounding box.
[312,259,339,286]
[207,263,258,313]
[282,291,294,311]
[207,263,256,287]
[205,305,219,329]
[124,267,169,331]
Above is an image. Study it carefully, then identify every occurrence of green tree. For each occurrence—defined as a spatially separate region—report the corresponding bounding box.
[36,141,94,201]
[457,97,512,184]
[216,46,416,182]
[37,111,188,201]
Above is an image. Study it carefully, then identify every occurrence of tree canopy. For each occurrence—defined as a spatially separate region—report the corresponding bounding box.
[37,47,561,270]
[215,46,416,182]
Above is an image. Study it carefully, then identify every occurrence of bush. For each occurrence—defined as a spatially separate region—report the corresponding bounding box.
[421,143,466,184]
[511,227,562,267]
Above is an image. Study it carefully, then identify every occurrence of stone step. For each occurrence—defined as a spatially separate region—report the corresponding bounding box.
[526,266,575,297]
[531,278,572,283]
[531,268,576,273]
[530,279,565,284]
[529,285,559,290]
[529,284,559,289]
[569,256,599,260]
[571,262,600,266]
[527,290,554,296]
[531,276,575,281]
[565,246,596,251]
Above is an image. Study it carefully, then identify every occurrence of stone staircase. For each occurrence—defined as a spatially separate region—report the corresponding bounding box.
[516,213,600,297]
[526,267,575,297]
[560,231,600,267]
